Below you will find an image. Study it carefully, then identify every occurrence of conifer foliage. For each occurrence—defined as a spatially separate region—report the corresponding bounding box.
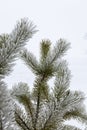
[0,18,37,130]
[11,39,87,130]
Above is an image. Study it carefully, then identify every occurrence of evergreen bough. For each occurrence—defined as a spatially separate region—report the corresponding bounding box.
[0,18,37,130]
[11,39,87,130]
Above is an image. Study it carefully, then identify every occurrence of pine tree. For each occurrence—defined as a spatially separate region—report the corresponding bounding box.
[11,39,87,130]
[0,18,37,130]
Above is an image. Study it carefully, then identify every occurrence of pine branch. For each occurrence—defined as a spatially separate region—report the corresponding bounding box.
[40,99,58,130]
[63,108,87,124]
[20,49,39,75]
[0,81,16,130]
[11,82,35,128]
[11,38,87,130]
[46,39,70,65]
[32,78,49,101]
[17,95,35,126]
[34,75,46,130]
[15,111,31,130]
[61,91,85,110]
[0,18,37,78]
[37,39,70,79]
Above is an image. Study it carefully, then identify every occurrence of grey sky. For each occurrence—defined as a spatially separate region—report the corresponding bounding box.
[0,0,87,129]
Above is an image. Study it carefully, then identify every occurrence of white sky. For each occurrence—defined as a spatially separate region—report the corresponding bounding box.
[0,0,87,129]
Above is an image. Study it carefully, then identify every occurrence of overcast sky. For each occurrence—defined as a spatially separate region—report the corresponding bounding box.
[0,0,87,129]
